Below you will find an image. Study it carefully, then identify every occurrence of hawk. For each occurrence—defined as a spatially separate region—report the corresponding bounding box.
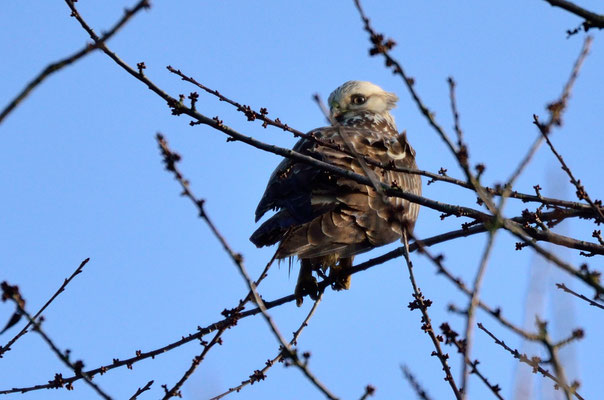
[250,81,421,305]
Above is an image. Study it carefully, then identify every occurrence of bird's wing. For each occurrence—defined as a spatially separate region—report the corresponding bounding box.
[250,125,421,258]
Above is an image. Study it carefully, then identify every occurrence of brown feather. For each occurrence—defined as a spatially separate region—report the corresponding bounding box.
[250,81,422,305]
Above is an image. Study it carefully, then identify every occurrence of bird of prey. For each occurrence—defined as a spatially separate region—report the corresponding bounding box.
[250,81,421,305]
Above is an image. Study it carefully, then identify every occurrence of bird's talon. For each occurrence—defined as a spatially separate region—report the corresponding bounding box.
[295,271,318,306]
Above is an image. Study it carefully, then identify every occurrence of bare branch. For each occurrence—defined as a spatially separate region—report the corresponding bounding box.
[461,232,498,395]
[414,239,542,341]
[536,319,575,400]
[156,134,337,400]
[358,384,376,400]
[167,66,600,215]
[403,233,462,399]
[64,1,604,268]
[535,117,604,223]
[447,77,464,148]
[440,323,505,400]
[1,219,592,396]
[1,283,112,399]
[529,36,604,226]
[504,218,603,298]
[479,323,583,400]
[129,380,154,400]
[352,0,456,157]
[1,258,90,356]
[556,282,604,310]
[210,294,322,400]
[162,329,226,399]
[544,0,604,31]
[506,35,592,191]
[312,93,332,124]
[352,0,497,215]
[0,0,150,124]
[401,365,433,400]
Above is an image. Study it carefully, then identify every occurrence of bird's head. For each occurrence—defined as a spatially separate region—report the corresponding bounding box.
[327,81,398,125]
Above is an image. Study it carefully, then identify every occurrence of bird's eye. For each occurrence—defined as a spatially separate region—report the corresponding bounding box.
[350,95,366,105]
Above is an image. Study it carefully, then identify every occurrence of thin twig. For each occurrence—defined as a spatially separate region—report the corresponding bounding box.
[129,380,154,400]
[505,134,545,192]
[353,0,497,215]
[1,258,90,355]
[536,118,604,223]
[312,93,332,124]
[401,365,433,400]
[228,243,338,400]
[503,218,604,298]
[157,132,284,398]
[64,1,604,265]
[504,35,591,191]
[403,232,462,399]
[461,232,498,395]
[156,134,338,400]
[0,221,587,396]
[556,282,604,310]
[210,294,323,400]
[536,319,573,400]
[544,0,604,30]
[478,323,583,400]
[531,37,603,224]
[358,385,376,400]
[440,323,505,400]
[0,0,150,124]
[2,286,112,399]
[162,329,226,399]
[352,0,456,155]
[146,64,604,216]
[447,77,464,147]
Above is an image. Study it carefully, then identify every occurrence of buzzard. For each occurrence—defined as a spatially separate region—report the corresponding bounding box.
[250,81,421,305]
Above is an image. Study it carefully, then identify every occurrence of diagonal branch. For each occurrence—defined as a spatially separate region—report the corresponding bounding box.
[401,366,433,400]
[157,134,337,399]
[535,114,604,224]
[1,258,90,356]
[505,35,592,195]
[129,380,154,400]
[556,283,604,310]
[544,0,604,30]
[352,0,497,216]
[460,231,498,395]
[0,217,595,396]
[479,323,583,400]
[64,0,604,262]
[403,233,462,399]
[210,294,323,400]
[2,283,112,399]
[0,0,150,125]
[167,65,602,214]
[162,329,226,399]
[440,323,505,399]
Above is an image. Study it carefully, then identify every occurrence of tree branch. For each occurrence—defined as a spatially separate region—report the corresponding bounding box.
[544,0,604,30]
[479,323,583,400]
[0,0,150,124]
[1,258,90,356]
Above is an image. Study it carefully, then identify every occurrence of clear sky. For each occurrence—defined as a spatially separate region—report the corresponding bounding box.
[1,1,603,399]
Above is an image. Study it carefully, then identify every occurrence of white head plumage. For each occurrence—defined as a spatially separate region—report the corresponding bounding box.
[327,81,398,126]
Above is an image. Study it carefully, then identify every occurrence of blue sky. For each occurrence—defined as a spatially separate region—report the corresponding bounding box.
[1,1,603,399]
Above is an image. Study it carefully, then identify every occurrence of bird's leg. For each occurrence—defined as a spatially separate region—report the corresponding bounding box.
[295,259,318,306]
[330,256,353,291]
